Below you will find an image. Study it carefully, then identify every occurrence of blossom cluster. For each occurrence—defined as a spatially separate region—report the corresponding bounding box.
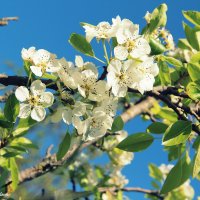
[15,16,159,141]
[83,16,159,95]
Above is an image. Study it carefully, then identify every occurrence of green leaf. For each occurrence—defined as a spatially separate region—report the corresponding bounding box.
[54,189,91,200]
[147,122,168,134]
[69,33,94,57]
[4,94,19,123]
[157,107,178,122]
[192,137,200,150]
[56,132,71,161]
[183,11,200,26]
[111,116,124,133]
[3,151,21,158]
[112,37,118,49]
[187,63,200,81]
[149,38,166,55]
[148,163,163,181]
[190,52,200,64]
[148,4,168,33]
[158,61,171,85]
[186,82,200,100]
[13,117,37,136]
[162,120,192,146]
[0,119,13,128]
[160,154,191,194]
[161,56,183,68]
[193,144,200,178]
[10,137,38,149]
[165,145,185,161]
[178,38,193,50]
[0,168,9,188]
[9,158,19,192]
[117,132,154,152]
[183,22,200,51]
[42,73,57,81]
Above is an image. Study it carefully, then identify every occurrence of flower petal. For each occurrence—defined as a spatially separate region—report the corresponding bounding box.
[30,66,43,77]
[15,86,30,102]
[114,46,128,60]
[75,56,84,68]
[62,109,73,125]
[31,106,46,122]
[39,92,54,107]
[30,80,46,96]
[18,103,31,118]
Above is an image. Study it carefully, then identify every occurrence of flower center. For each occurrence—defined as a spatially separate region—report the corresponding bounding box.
[28,96,39,106]
[125,40,135,53]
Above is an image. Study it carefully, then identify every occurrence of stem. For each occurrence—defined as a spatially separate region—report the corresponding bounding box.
[102,39,109,64]
[93,56,106,64]
[27,72,32,87]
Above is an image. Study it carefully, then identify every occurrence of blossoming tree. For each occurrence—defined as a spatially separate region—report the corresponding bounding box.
[0,4,200,200]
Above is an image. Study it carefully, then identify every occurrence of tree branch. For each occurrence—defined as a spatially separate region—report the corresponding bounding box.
[98,186,164,199]
[0,17,18,26]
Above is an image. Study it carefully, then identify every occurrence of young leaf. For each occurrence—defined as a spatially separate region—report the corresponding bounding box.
[161,56,183,68]
[4,94,19,123]
[9,158,19,192]
[148,4,168,33]
[0,119,13,128]
[13,117,37,136]
[178,38,193,50]
[183,22,200,51]
[158,61,171,85]
[149,38,166,55]
[56,132,71,161]
[187,63,200,81]
[117,132,154,152]
[111,116,124,133]
[147,122,168,134]
[183,11,200,26]
[148,163,163,181]
[186,82,200,100]
[193,145,200,178]
[162,120,192,146]
[69,33,94,57]
[160,154,191,194]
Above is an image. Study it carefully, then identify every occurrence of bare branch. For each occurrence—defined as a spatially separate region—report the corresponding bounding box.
[0,17,18,26]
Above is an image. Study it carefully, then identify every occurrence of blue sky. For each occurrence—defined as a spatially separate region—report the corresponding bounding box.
[1,0,200,199]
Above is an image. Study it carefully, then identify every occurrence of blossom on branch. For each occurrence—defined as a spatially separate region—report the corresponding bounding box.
[15,80,54,121]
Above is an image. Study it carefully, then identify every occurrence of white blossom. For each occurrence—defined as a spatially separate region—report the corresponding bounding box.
[112,16,151,60]
[82,22,114,42]
[130,56,159,94]
[107,59,136,97]
[62,101,86,125]
[15,80,54,122]
[21,47,36,61]
[57,58,78,89]
[83,110,113,141]
[75,55,97,74]
[94,96,118,117]
[30,49,60,77]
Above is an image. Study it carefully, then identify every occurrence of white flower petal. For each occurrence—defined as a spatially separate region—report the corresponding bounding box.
[75,56,84,68]
[39,92,54,107]
[62,109,73,125]
[30,66,43,77]
[31,106,46,122]
[114,46,128,60]
[18,103,31,118]
[107,59,122,74]
[30,80,46,96]
[15,86,30,102]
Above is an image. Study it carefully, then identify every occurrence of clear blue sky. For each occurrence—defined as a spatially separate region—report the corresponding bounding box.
[1,0,200,199]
